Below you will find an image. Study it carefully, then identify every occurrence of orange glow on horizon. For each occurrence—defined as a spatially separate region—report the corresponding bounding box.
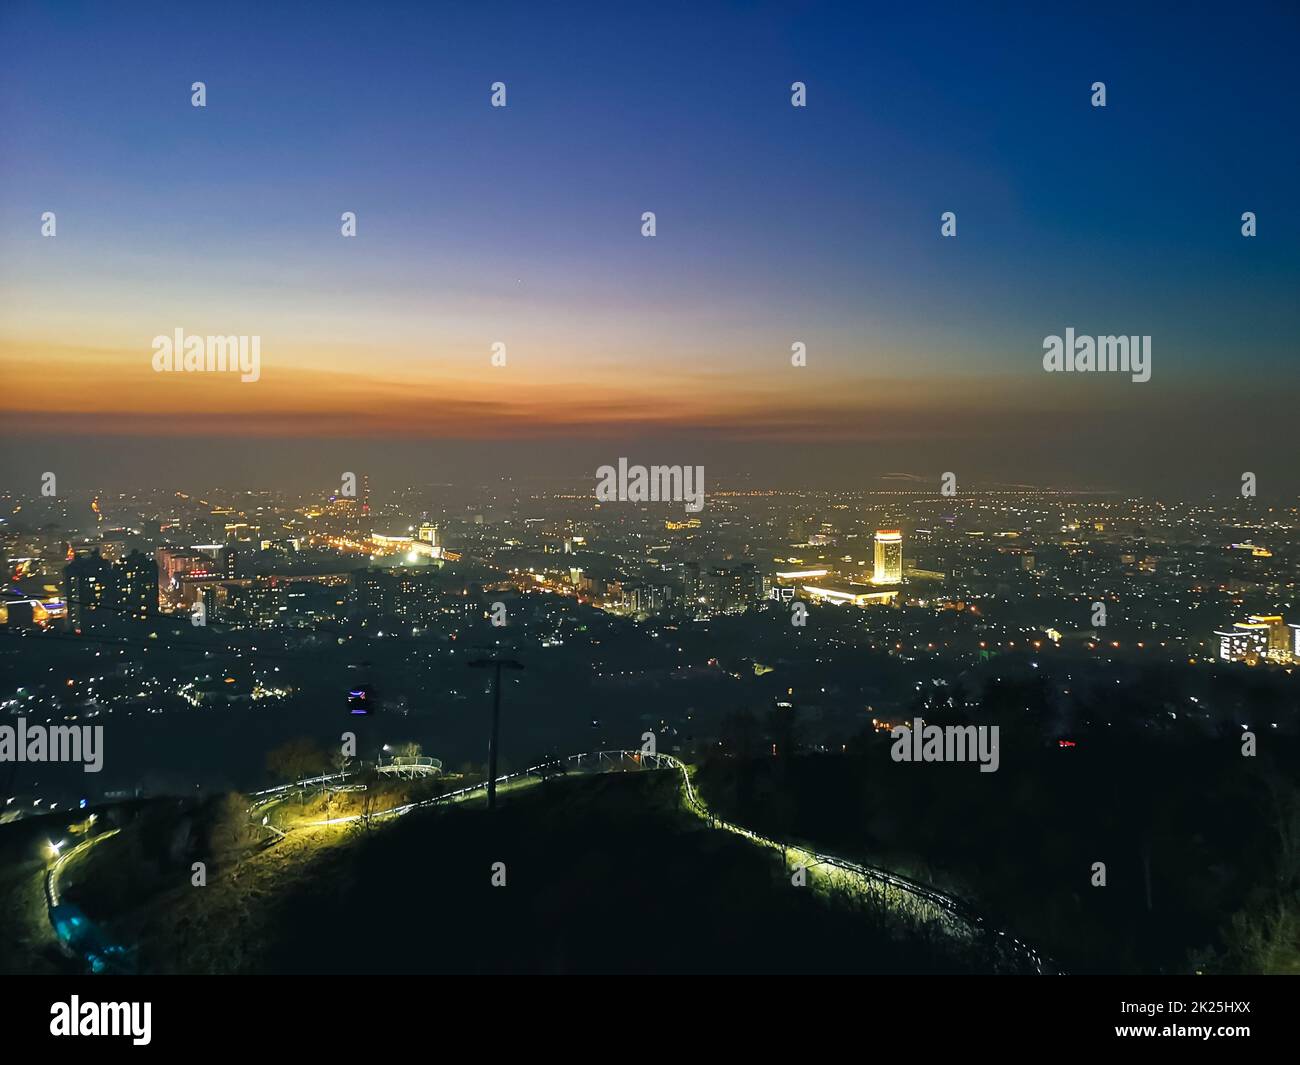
[0,338,1136,442]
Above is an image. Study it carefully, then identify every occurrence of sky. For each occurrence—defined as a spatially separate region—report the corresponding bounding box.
[1,0,1298,494]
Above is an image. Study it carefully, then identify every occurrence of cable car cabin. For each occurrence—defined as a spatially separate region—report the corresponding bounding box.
[348,684,375,715]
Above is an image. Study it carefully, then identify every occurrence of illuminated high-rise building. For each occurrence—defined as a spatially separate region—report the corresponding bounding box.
[157,547,213,587]
[1246,615,1289,662]
[1217,624,1268,663]
[192,543,239,579]
[200,584,219,622]
[873,529,903,585]
[65,552,110,628]
[65,550,157,626]
[681,561,703,603]
[709,563,761,612]
[113,551,159,620]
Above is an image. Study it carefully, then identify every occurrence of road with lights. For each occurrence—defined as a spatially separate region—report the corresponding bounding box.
[45,827,120,908]
[259,749,1055,973]
[39,752,1053,973]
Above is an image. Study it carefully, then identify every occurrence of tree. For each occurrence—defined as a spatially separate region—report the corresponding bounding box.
[720,707,760,758]
[358,764,381,832]
[265,737,329,795]
[332,749,354,779]
[212,791,254,852]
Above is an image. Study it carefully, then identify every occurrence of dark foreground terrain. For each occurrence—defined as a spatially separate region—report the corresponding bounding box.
[4,771,1010,975]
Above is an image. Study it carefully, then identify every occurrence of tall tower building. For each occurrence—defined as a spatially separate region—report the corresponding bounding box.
[65,552,111,629]
[112,551,159,620]
[64,550,157,626]
[873,529,903,585]
[681,561,703,603]
[200,584,219,622]
[708,563,761,612]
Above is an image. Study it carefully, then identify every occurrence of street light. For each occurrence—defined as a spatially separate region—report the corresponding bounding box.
[468,654,524,812]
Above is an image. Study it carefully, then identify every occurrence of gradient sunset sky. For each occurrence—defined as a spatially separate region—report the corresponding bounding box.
[1,1,1297,493]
